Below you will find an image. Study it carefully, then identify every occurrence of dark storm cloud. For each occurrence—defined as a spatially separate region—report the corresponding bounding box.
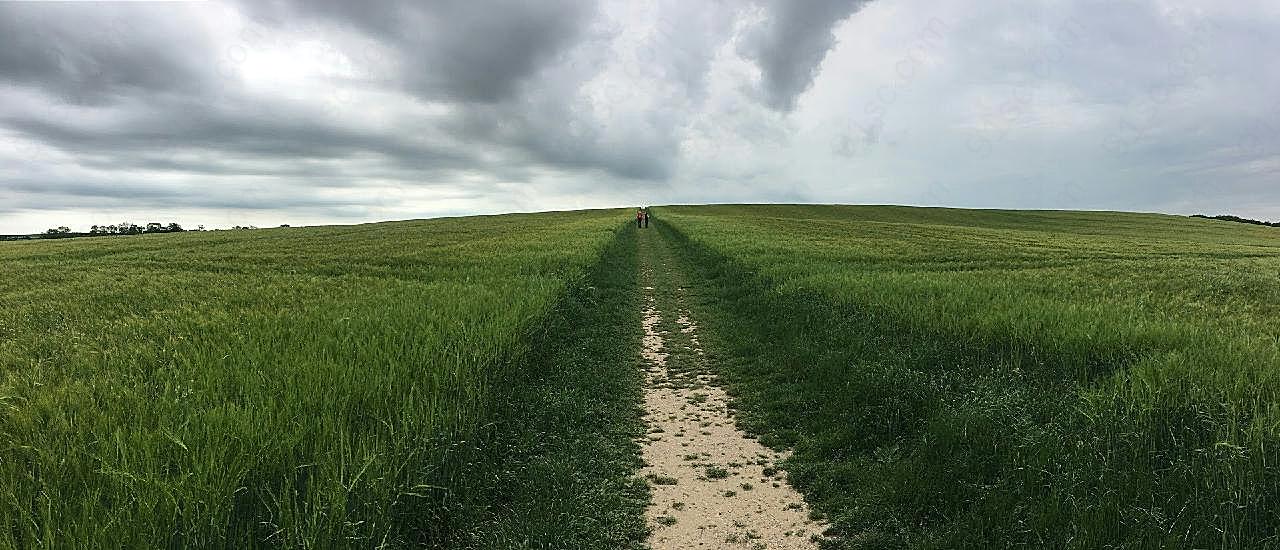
[2,175,385,214]
[0,0,746,218]
[743,0,871,111]
[0,3,217,105]
[0,0,652,201]
[236,0,705,181]
[444,96,679,181]
[1,96,475,173]
[242,0,596,103]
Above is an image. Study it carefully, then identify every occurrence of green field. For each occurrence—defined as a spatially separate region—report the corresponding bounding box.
[3,204,1278,548]
[656,205,1280,548]
[0,210,648,548]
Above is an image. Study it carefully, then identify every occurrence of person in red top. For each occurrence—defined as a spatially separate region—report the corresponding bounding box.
[636,208,644,228]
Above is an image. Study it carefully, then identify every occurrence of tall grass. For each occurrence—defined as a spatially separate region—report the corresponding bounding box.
[656,204,1280,548]
[0,211,645,548]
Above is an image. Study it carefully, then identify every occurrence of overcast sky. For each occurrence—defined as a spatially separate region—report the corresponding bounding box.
[1,0,1277,233]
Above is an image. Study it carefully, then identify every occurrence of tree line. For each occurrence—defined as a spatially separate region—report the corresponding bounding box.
[1,222,280,241]
[1192,214,1280,228]
[25,221,193,240]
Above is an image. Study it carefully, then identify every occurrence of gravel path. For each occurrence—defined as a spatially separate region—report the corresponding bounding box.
[637,233,825,549]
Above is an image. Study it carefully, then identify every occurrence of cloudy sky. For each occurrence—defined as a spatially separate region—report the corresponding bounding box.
[1,0,1277,233]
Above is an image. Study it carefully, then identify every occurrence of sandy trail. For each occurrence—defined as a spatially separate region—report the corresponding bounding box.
[638,278,824,549]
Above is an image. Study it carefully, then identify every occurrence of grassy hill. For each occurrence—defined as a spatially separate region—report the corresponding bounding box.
[656,204,1280,548]
[0,211,648,548]
[4,203,1278,548]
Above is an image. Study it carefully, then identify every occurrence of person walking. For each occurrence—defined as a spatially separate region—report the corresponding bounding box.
[637,208,644,228]
[643,208,650,228]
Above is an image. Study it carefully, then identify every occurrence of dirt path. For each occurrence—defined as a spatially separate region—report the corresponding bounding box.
[637,228,824,549]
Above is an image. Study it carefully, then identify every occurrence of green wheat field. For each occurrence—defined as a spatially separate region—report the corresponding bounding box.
[2,205,1278,548]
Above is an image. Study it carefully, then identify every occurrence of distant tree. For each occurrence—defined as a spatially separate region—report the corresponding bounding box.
[166,222,184,232]
[44,226,71,235]
[196,225,205,231]
[279,224,290,228]
[89,225,102,234]
[144,222,164,233]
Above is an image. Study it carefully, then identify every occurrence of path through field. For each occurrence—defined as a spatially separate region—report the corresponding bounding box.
[637,228,823,549]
